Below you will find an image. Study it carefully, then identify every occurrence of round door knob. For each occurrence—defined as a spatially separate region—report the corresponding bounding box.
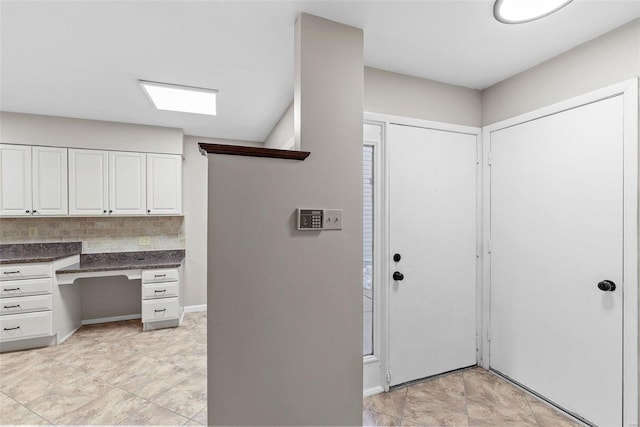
[597,280,616,292]
[393,253,401,262]
[393,271,404,281]
[25,210,30,213]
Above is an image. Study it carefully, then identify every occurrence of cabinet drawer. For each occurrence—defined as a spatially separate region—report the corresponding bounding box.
[142,269,179,284]
[0,295,52,315]
[142,282,179,300]
[0,311,52,342]
[0,278,52,298]
[0,263,51,281]
[142,297,179,322]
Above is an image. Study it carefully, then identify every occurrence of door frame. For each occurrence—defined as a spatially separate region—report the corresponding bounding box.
[363,112,482,394]
[481,78,638,427]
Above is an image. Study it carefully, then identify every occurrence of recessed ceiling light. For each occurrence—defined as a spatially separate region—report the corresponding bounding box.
[139,80,217,116]
[494,0,574,24]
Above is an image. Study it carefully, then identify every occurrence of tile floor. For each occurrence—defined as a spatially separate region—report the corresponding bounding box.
[363,367,581,427]
[0,312,207,426]
[2,313,581,427]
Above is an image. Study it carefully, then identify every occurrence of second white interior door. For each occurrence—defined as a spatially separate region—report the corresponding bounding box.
[388,124,477,387]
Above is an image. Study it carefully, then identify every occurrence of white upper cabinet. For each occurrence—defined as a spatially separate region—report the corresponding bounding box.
[109,151,146,215]
[69,149,109,215]
[32,146,68,216]
[0,144,32,216]
[0,144,68,216]
[70,149,148,216]
[147,153,182,215]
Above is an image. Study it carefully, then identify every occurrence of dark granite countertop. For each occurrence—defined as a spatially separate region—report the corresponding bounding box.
[0,242,82,264]
[56,250,185,274]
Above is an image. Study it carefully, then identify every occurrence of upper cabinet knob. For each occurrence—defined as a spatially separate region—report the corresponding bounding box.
[393,253,401,262]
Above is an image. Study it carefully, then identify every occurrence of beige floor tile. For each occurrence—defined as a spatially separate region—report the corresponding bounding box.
[403,411,469,427]
[120,360,192,400]
[405,373,467,413]
[363,387,407,419]
[117,401,190,426]
[402,394,468,425]
[26,375,115,423]
[193,406,208,425]
[363,409,401,426]
[184,420,204,426]
[527,397,581,427]
[56,387,148,425]
[153,373,207,419]
[0,391,49,425]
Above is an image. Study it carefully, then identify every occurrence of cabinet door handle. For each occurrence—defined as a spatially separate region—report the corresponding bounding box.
[3,271,20,274]
[154,290,167,293]
[154,309,167,313]
[2,288,20,291]
[3,326,20,331]
[154,274,166,278]
[3,305,21,309]
[25,210,30,214]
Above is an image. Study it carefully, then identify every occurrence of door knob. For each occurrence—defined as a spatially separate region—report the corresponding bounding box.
[393,253,401,262]
[597,280,616,292]
[393,271,404,281]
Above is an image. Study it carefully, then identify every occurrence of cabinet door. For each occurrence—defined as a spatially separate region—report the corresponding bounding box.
[0,144,32,216]
[32,146,68,216]
[109,151,146,215]
[68,149,108,215]
[147,153,182,215]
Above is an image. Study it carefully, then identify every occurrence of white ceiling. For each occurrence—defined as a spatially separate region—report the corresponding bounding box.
[1,0,639,142]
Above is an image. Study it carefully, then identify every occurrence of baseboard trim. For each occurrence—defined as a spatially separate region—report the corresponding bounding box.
[363,385,384,398]
[81,314,142,325]
[184,304,207,313]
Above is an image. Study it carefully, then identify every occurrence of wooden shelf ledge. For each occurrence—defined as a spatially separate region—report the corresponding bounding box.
[198,143,310,161]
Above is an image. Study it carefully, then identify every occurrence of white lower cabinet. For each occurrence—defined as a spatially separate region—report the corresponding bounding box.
[0,264,54,344]
[141,268,182,330]
[0,311,53,342]
[142,297,179,321]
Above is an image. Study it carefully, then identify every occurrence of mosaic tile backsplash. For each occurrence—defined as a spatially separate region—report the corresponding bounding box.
[0,217,184,253]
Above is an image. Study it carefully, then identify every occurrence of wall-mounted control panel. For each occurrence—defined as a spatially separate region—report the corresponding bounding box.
[297,208,343,230]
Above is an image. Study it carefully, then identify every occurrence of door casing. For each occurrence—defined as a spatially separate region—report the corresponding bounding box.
[363,112,483,394]
[481,78,638,427]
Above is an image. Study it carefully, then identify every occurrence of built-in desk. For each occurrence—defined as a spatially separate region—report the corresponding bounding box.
[56,250,185,284]
[0,243,185,352]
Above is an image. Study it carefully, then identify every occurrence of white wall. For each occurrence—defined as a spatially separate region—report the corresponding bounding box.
[264,101,295,149]
[482,18,640,125]
[206,13,363,426]
[181,135,260,307]
[0,112,183,154]
[364,66,482,126]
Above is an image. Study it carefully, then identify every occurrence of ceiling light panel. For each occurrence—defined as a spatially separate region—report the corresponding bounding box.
[140,80,217,115]
[494,0,574,24]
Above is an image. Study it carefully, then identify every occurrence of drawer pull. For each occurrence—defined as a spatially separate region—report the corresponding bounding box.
[3,271,20,274]
[154,274,166,278]
[3,326,20,331]
[2,288,20,292]
[3,305,21,309]
[154,309,166,313]
[154,290,167,293]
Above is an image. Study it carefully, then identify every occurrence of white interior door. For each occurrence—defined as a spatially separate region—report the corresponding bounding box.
[389,124,477,387]
[489,96,624,426]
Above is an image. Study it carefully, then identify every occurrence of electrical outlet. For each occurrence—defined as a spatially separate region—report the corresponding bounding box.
[28,227,38,237]
[139,236,151,246]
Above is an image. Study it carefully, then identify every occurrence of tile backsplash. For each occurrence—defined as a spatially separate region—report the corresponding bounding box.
[0,217,184,253]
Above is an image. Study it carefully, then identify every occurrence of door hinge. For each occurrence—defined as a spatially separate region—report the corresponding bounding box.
[386,372,392,385]
[476,334,480,350]
[488,152,493,166]
[487,328,492,342]
[476,143,480,165]
[487,240,492,254]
